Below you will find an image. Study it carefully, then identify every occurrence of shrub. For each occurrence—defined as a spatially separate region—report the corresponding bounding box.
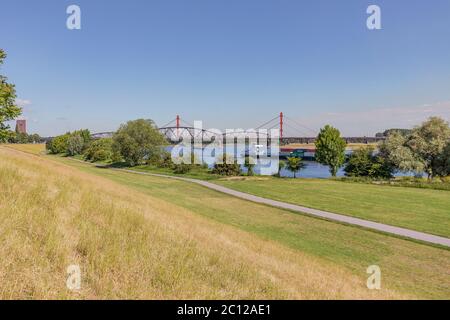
[344,147,393,179]
[159,151,174,168]
[112,119,167,166]
[47,134,70,154]
[84,138,113,162]
[285,157,305,178]
[172,163,192,174]
[211,154,242,176]
[244,156,255,176]
[46,129,91,155]
[7,132,42,144]
[66,134,84,156]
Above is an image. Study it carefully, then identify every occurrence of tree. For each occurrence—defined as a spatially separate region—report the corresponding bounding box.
[315,125,346,177]
[211,154,242,176]
[344,146,393,179]
[112,119,167,166]
[376,128,412,138]
[435,142,450,177]
[84,138,113,162]
[273,160,286,178]
[47,134,70,154]
[378,131,424,176]
[285,157,305,178]
[244,156,255,176]
[172,163,192,174]
[0,49,22,142]
[407,117,450,179]
[8,132,42,144]
[73,129,91,149]
[379,117,450,179]
[67,134,85,156]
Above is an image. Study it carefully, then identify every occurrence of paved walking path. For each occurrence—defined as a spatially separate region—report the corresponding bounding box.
[115,169,450,248]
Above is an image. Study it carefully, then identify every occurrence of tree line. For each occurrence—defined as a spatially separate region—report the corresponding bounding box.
[45,116,450,181]
[307,116,450,180]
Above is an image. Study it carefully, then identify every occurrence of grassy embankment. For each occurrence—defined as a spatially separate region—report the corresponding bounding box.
[0,145,393,299]
[4,144,449,299]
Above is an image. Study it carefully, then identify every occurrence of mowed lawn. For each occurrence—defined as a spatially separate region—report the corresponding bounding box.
[216,178,450,238]
[36,153,450,299]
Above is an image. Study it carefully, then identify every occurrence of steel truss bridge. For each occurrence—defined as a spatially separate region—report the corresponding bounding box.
[91,113,384,145]
[158,113,320,145]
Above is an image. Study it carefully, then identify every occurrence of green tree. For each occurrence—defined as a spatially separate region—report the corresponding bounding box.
[67,134,85,156]
[378,131,424,176]
[379,117,450,179]
[73,129,91,150]
[172,163,192,174]
[112,119,167,166]
[29,133,42,144]
[407,117,450,179]
[435,142,450,177]
[315,125,346,177]
[285,157,305,178]
[211,154,242,176]
[276,160,286,177]
[0,49,22,142]
[8,132,42,144]
[344,146,393,179]
[244,156,255,176]
[84,138,113,162]
[47,134,70,154]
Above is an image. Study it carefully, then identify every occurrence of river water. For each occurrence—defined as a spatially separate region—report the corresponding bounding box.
[169,145,347,178]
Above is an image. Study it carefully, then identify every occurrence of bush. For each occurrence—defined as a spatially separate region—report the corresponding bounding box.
[158,151,174,168]
[46,129,91,155]
[211,154,242,176]
[7,132,42,144]
[47,134,69,154]
[84,138,113,162]
[146,150,173,168]
[172,163,192,174]
[344,147,393,179]
[112,119,167,166]
[244,156,255,176]
[67,134,84,156]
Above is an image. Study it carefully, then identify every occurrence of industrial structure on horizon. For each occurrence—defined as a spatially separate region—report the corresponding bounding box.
[15,119,27,134]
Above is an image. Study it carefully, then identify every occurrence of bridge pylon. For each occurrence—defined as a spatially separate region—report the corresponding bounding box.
[280,112,283,140]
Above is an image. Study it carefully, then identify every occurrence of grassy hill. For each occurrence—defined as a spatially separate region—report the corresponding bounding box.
[2,144,449,299]
[0,146,396,299]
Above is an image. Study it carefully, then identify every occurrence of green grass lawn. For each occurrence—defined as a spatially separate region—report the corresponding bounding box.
[46,154,450,299]
[215,177,450,238]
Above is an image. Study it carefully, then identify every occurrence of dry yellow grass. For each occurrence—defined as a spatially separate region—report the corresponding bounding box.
[4,143,46,155]
[0,146,409,299]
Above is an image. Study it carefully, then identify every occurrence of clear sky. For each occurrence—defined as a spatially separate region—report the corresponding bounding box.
[1,0,450,136]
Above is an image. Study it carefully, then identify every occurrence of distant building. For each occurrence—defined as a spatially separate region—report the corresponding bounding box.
[15,120,27,134]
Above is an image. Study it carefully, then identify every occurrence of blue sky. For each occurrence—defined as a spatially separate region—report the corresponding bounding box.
[1,0,450,136]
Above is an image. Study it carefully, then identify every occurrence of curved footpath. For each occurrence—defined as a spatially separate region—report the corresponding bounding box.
[117,168,450,248]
